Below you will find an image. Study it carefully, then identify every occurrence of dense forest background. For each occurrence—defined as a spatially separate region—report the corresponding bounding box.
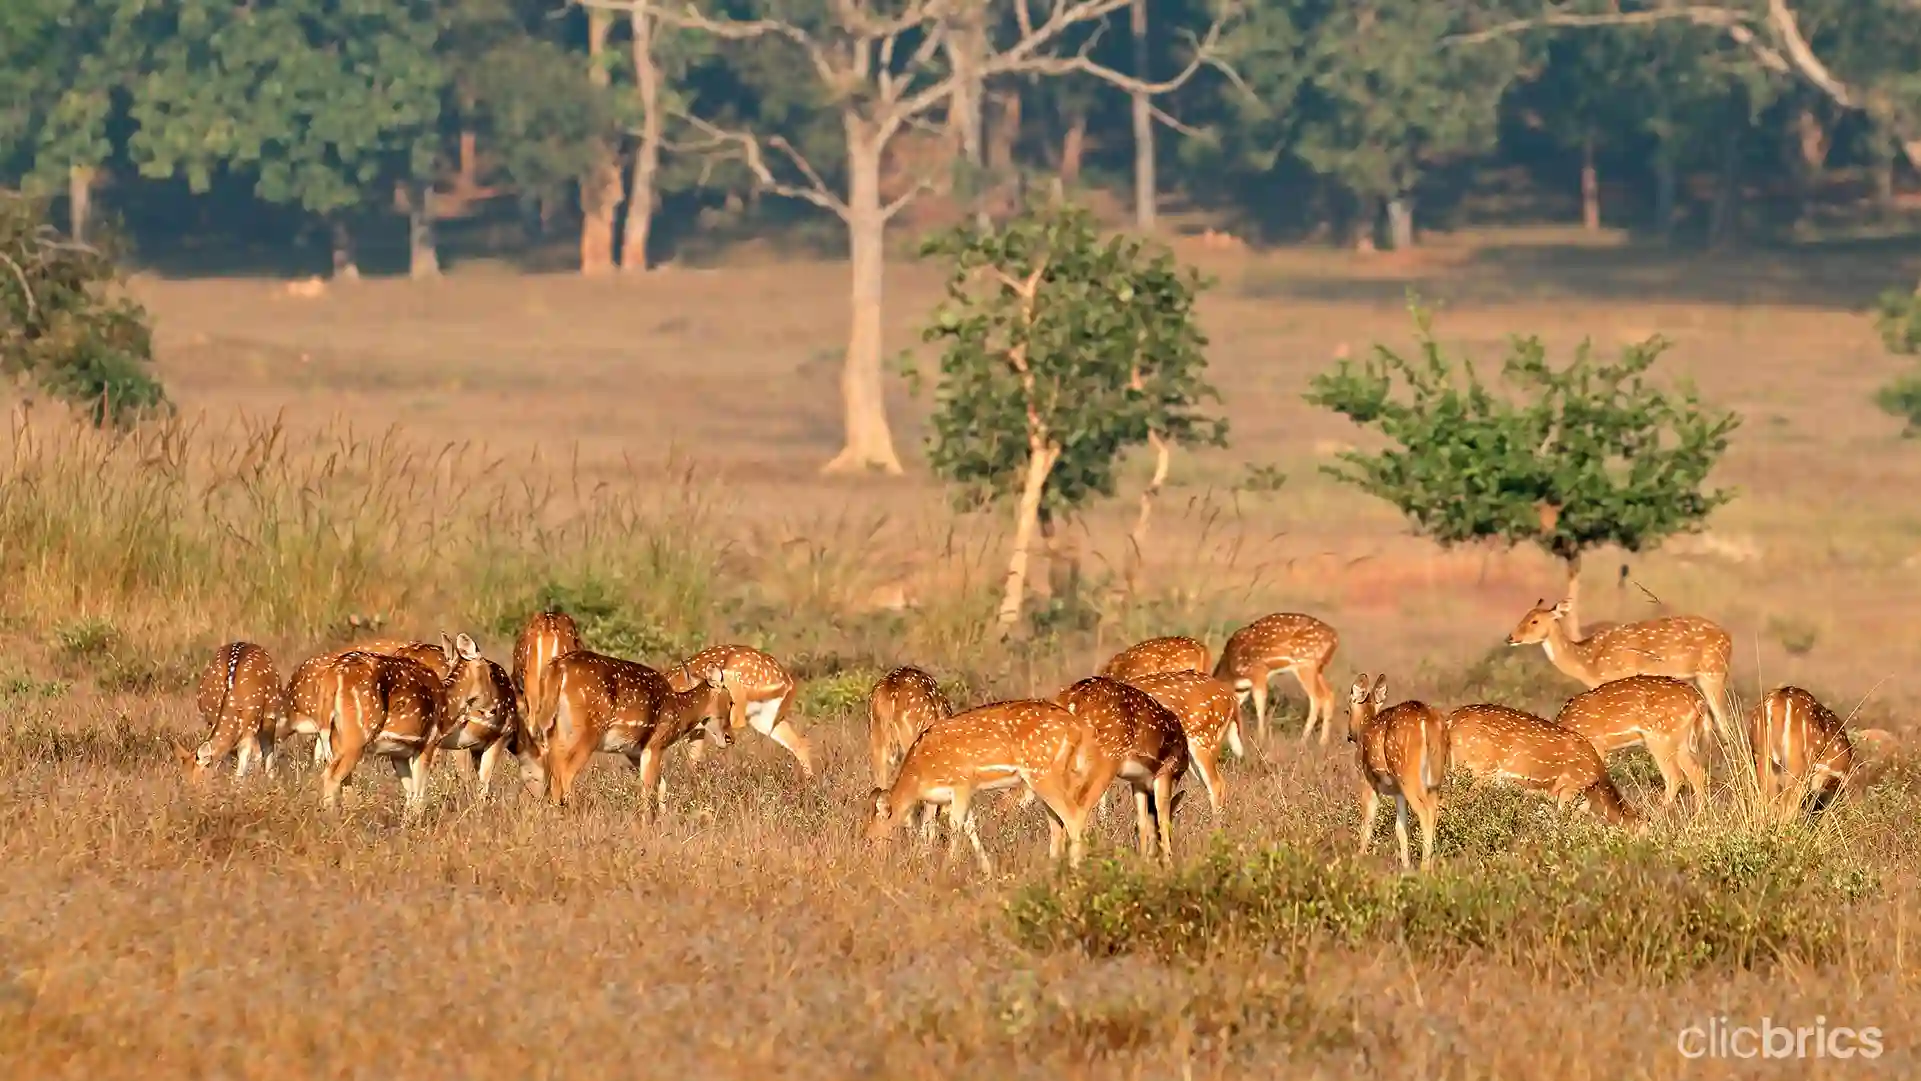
[5,0,1919,277]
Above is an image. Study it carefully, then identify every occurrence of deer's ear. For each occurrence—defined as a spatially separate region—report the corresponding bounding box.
[703,667,725,689]
[1350,673,1371,701]
[1371,677,1389,708]
[1551,599,1572,616]
[455,633,480,661]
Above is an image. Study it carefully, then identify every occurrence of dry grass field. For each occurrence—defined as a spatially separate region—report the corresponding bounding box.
[4,226,1921,1078]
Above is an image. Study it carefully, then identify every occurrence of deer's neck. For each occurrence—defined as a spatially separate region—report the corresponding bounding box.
[1541,623,1599,684]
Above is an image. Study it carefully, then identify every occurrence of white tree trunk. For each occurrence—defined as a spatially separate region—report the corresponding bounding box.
[579,8,622,276]
[330,218,360,281]
[1385,196,1415,251]
[622,9,663,272]
[822,119,905,476]
[998,441,1063,631]
[1129,0,1155,232]
[409,184,439,280]
[68,164,94,242]
[1580,134,1600,232]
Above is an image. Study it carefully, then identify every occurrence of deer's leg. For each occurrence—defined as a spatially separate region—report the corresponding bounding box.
[1309,665,1335,745]
[1393,794,1413,871]
[1288,664,1319,743]
[475,737,505,799]
[1356,786,1381,855]
[636,745,666,824]
[1672,736,1709,813]
[1644,738,1685,808]
[1250,671,1271,740]
[234,734,257,780]
[321,740,364,811]
[405,752,433,820]
[1132,787,1155,858]
[1415,792,1440,872]
[915,801,941,850]
[956,795,993,877]
[1695,670,1731,732]
[945,786,974,866]
[1190,745,1225,816]
[1153,772,1177,864]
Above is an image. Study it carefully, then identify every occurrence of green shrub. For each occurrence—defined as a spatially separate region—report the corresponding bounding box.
[1009,833,1876,981]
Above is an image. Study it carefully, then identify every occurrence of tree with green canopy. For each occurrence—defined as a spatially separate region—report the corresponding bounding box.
[1305,303,1740,636]
[913,198,1227,632]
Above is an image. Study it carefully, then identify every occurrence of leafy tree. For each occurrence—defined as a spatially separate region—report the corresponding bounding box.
[914,198,1227,632]
[1,191,168,426]
[128,0,446,278]
[1305,303,1740,635]
[1293,1,1530,250]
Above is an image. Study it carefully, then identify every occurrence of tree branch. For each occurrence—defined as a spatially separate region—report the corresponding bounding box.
[671,113,850,218]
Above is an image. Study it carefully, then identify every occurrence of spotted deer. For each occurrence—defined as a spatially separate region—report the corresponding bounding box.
[320,651,450,818]
[1551,674,1714,810]
[512,610,581,746]
[1749,686,1858,823]
[865,699,1101,876]
[1100,635,1210,682]
[278,636,454,767]
[1122,669,1243,815]
[537,651,733,815]
[1507,598,1734,729]
[668,644,813,778]
[1444,704,1638,827]
[436,633,537,797]
[1057,676,1191,862]
[868,666,954,789]
[350,635,456,680]
[1213,612,1340,743]
[174,641,284,782]
[1347,674,1449,871]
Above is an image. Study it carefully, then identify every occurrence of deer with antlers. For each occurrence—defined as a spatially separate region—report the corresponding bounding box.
[1749,685,1859,823]
[319,651,450,818]
[868,666,954,790]
[1551,674,1714,811]
[865,699,1100,876]
[1214,612,1340,743]
[1100,635,1210,682]
[1056,676,1191,862]
[1444,703,1638,827]
[1117,669,1241,815]
[174,641,284,782]
[537,651,733,815]
[1347,674,1449,871]
[668,644,814,779]
[1507,598,1734,729]
[512,610,581,747]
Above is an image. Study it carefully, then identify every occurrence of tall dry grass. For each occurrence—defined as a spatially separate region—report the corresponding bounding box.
[2,407,1916,1079]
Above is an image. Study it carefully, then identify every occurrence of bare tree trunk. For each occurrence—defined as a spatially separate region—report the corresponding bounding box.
[1562,554,1584,641]
[621,8,663,272]
[1385,196,1415,250]
[1580,133,1600,232]
[945,4,987,225]
[579,8,623,276]
[458,129,479,189]
[330,218,360,281]
[408,183,440,280]
[1653,149,1678,238]
[1123,431,1171,594]
[1129,0,1155,232]
[1059,106,1088,188]
[822,119,905,476]
[998,441,1063,632]
[67,164,94,242]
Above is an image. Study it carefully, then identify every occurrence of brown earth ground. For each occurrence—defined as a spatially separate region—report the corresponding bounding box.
[3,225,1920,1078]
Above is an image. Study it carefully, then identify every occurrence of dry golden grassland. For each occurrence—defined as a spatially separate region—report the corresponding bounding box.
[3,230,1921,1078]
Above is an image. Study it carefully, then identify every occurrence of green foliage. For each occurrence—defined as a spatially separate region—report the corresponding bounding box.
[489,576,700,662]
[916,198,1227,521]
[1009,834,1877,980]
[1304,303,1739,564]
[0,192,168,426]
[1873,285,1921,435]
[128,0,445,215]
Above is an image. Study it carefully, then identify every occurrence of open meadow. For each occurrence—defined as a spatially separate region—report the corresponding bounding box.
[5,229,1921,1078]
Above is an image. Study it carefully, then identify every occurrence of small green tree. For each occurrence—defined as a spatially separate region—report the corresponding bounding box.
[916,199,1227,633]
[1872,286,1921,435]
[1,191,168,426]
[1305,304,1739,635]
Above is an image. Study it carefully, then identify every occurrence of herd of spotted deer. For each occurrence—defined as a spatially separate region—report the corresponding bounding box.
[171,596,1880,874]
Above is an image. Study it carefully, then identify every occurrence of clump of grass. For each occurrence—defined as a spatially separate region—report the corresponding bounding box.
[1008,832,1877,981]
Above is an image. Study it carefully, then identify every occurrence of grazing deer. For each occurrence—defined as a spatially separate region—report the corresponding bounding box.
[1213,612,1340,743]
[174,641,283,782]
[1122,670,1243,815]
[437,633,536,797]
[668,644,814,779]
[865,699,1100,875]
[1507,598,1734,729]
[1100,635,1210,682]
[868,666,953,789]
[1749,686,1857,823]
[1057,677,1191,862]
[349,635,456,680]
[1444,704,1638,827]
[537,651,733,816]
[320,651,450,818]
[1347,674,1448,872]
[512,610,581,746]
[1551,674,1714,810]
